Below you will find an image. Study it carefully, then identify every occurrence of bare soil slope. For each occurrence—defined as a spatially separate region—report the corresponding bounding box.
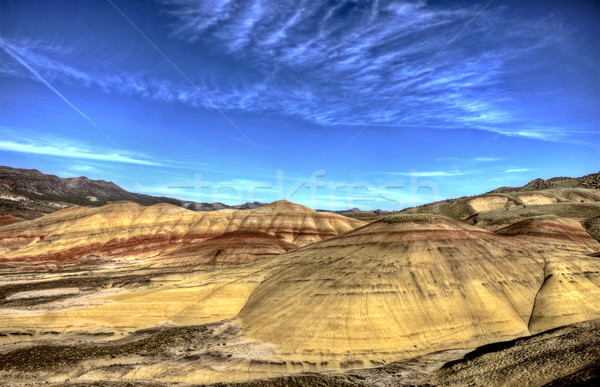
[149,230,297,268]
[208,319,599,387]
[237,214,546,364]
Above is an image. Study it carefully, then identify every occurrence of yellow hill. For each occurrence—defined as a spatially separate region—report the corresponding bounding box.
[236,214,547,365]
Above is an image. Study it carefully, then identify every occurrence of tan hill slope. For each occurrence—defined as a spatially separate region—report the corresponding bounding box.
[384,171,600,223]
[211,319,599,387]
[494,215,600,333]
[236,214,558,365]
[464,201,600,231]
[495,215,600,252]
[0,200,364,271]
[149,230,298,268]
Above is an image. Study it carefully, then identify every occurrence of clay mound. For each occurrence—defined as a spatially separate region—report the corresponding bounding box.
[495,216,600,333]
[0,215,24,227]
[150,230,297,267]
[1,211,599,383]
[255,200,314,214]
[467,193,557,214]
[527,250,600,334]
[0,201,215,267]
[0,200,364,270]
[496,216,600,253]
[467,195,512,213]
[237,216,546,363]
[515,194,558,206]
[568,189,600,202]
[224,200,365,247]
[465,202,600,231]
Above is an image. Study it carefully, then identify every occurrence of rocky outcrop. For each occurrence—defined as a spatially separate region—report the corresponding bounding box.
[489,171,600,193]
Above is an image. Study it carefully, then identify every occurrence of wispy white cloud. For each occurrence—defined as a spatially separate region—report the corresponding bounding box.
[504,168,532,173]
[0,37,191,108]
[156,0,571,139]
[69,164,97,172]
[474,157,501,162]
[0,134,163,166]
[378,170,471,177]
[437,156,501,163]
[0,1,581,143]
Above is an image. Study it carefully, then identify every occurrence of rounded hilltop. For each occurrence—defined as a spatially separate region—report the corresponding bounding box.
[496,215,600,253]
[237,216,547,364]
[256,200,316,214]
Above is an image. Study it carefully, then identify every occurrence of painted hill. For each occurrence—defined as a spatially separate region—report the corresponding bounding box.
[0,200,365,271]
[149,230,298,268]
[379,171,600,223]
[217,319,600,386]
[0,215,24,227]
[494,215,600,333]
[0,166,264,219]
[495,215,600,252]
[1,213,598,384]
[237,214,547,364]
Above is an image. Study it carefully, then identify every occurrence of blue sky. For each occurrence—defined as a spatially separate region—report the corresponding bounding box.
[0,0,598,210]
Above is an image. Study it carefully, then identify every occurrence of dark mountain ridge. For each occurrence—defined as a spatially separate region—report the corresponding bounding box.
[0,166,263,219]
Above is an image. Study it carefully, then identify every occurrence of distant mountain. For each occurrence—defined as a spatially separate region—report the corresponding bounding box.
[487,171,600,193]
[0,166,264,219]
